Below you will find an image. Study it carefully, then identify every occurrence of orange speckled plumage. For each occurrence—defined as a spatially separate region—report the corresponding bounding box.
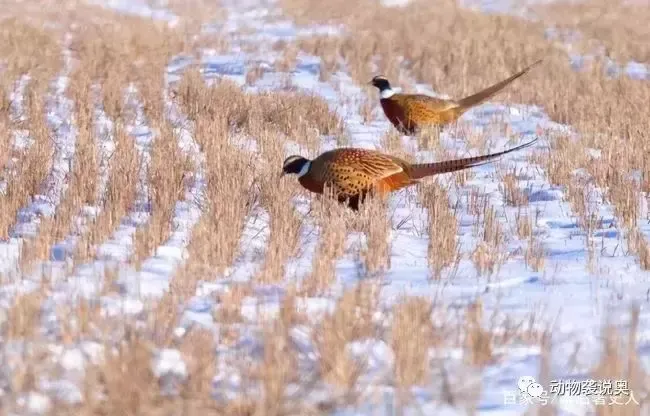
[373,59,543,135]
[380,95,461,134]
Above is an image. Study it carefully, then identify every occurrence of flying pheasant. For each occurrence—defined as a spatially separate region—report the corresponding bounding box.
[282,139,537,210]
[370,59,543,135]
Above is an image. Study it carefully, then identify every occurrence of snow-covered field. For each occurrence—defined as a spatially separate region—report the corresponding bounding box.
[0,0,649,414]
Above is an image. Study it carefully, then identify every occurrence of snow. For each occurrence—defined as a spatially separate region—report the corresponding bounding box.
[380,0,412,7]
[19,392,51,415]
[1,0,649,413]
[90,0,178,23]
[40,379,84,405]
[178,1,648,412]
[152,348,188,379]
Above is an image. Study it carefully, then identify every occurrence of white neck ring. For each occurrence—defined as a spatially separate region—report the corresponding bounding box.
[380,88,395,99]
[298,161,311,178]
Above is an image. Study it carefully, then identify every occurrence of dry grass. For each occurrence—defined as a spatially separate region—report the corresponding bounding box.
[0,17,62,82]
[515,210,533,239]
[313,283,378,388]
[391,296,433,387]
[1,0,649,413]
[4,289,45,340]
[357,197,392,276]
[0,81,53,241]
[499,168,530,207]
[420,181,460,279]
[535,0,650,62]
[212,283,253,324]
[302,198,347,295]
[591,306,648,415]
[74,120,140,263]
[176,67,342,144]
[472,205,508,277]
[181,113,257,279]
[463,300,494,367]
[132,120,190,269]
[524,234,546,272]
[255,134,303,284]
[251,321,300,414]
[17,49,103,270]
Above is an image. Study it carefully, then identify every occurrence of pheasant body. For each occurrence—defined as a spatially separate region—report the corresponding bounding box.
[380,95,460,134]
[282,139,538,210]
[372,59,543,135]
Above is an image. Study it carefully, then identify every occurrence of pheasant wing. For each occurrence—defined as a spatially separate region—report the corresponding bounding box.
[408,94,458,111]
[403,94,460,125]
[324,151,405,198]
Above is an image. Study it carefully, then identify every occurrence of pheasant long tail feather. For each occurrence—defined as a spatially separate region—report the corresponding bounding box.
[455,59,543,112]
[409,139,538,179]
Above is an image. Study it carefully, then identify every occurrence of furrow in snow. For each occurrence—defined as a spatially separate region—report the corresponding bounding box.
[0,38,77,276]
[117,77,208,299]
[64,85,153,301]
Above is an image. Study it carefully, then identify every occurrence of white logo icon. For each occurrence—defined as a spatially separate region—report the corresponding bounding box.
[518,376,544,398]
[518,376,535,393]
[527,382,544,398]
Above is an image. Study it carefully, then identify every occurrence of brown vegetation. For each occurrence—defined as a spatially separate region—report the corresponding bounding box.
[0,0,648,413]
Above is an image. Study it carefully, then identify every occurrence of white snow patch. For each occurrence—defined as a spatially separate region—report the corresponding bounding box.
[380,0,411,7]
[152,348,188,379]
[18,392,52,415]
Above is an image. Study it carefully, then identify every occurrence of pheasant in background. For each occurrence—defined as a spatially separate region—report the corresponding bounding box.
[370,59,543,135]
[282,139,537,210]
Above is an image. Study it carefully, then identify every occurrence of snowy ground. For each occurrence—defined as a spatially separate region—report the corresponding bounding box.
[141,0,650,412]
[2,0,649,414]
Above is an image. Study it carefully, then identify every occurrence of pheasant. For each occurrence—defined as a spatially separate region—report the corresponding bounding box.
[371,59,543,135]
[282,139,537,210]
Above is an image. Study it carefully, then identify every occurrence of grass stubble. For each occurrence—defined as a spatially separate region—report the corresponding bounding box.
[0,0,648,414]
[280,0,650,411]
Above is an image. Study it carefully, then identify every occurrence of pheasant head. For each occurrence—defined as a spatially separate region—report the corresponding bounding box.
[282,155,311,177]
[370,75,395,98]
